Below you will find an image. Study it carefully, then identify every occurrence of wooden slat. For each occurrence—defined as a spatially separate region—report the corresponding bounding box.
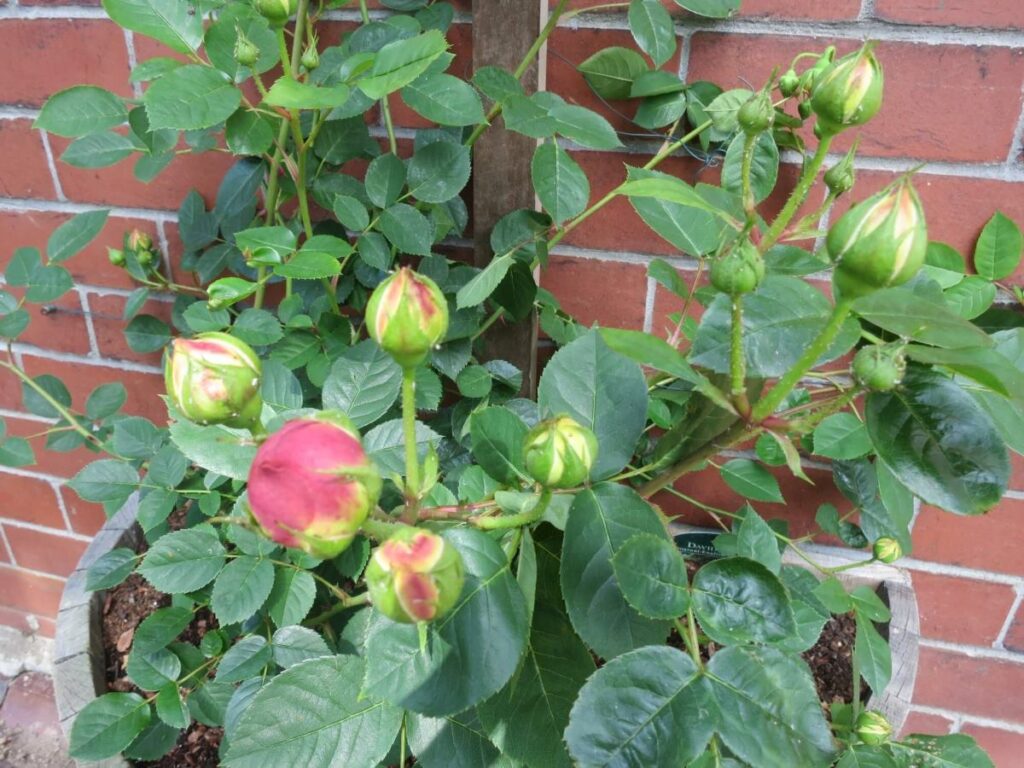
[471,0,543,396]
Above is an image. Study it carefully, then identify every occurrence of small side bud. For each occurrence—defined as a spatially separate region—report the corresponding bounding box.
[234,30,260,68]
[873,537,903,564]
[301,32,320,71]
[522,416,598,489]
[852,344,906,392]
[107,248,126,268]
[779,69,800,98]
[710,239,765,296]
[855,711,893,746]
[125,229,153,254]
[737,89,774,135]
[824,142,858,196]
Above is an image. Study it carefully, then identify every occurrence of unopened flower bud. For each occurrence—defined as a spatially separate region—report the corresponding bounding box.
[873,537,903,564]
[234,31,260,68]
[710,239,765,296]
[253,0,295,26]
[824,143,858,196]
[107,248,126,268]
[737,90,774,135]
[247,412,381,559]
[136,249,155,268]
[366,527,465,624]
[811,44,883,137]
[829,179,927,299]
[855,711,893,746]
[125,229,153,254]
[853,344,906,392]
[165,331,263,429]
[779,69,800,98]
[301,39,319,71]
[523,416,598,489]
[798,100,813,120]
[366,267,449,369]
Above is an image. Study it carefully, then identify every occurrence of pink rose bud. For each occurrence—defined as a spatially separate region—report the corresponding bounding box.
[366,527,465,624]
[165,332,262,429]
[247,412,381,559]
[366,267,449,369]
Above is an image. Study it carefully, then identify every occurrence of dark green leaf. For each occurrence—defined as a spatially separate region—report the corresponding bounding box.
[86,548,137,591]
[138,525,226,593]
[402,73,485,126]
[854,612,891,694]
[69,692,151,761]
[379,203,434,256]
[720,459,783,503]
[266,567,316,628]
[322,340,403,428]
[216,636,272,683]
[578,46,648,100]
[612,533,690,619]
[61,132,135,168]
[144,65,241,131]
[691,557,796,645]
[211,556,274,625]
[101,0,203,54]
[890,734,995,768]
[47,210,110,263]
[407,711,504,768]
[35,86,126,138]
[531,143,590,225]
[628,0,677,67]
[974,211,1022,281]
[124,314,171,353]
[407,141,471,203]
[853,288,992,349]
[722,132,779,204]
[271,625,331,668]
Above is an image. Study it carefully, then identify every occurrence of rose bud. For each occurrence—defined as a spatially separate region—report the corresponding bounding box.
[234,32,260,68]
[253,0,295,26]
[873,537,903,564]
[710,239,765,296]
[523,416,598,489]
[853,344,906,392]
[855,711,893,746]
[125,229,153,254]
[828,179,927,300]
[779,69,800,98]
[365,527,465,624]
[165,332,263,429]
[107,248,126,268]
[366,267,449,369]
[810,44,883,137]
[301,39,320,71]
[247,412,382,559]
[824,142,858,197]
[737,89,774,135]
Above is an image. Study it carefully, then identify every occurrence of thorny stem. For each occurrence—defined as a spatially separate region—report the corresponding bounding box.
[729,296,749,414]
[740,131,758,214]
[471,489,552,530]
[361,515,408,542]
[303,591,371,628]
[760,133,834,252]
[401,367,420,507]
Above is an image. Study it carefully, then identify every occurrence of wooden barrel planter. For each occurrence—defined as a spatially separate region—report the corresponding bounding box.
[53,504,919,766]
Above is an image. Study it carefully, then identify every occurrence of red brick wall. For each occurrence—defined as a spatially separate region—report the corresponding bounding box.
[1,1,1024,760]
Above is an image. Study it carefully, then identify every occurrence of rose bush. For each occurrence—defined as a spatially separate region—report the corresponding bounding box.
[0,0,1021,766]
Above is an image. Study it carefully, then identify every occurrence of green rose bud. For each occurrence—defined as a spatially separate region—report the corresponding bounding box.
[710,239,765,296]
[737,90,774,135]
[234,31,260,68]
[853,344,906,392]
[107,248,126,268]
[366,267,449,369]
[798,100,813,120]
[873,537,903,564]
[301,39,319,71]
[829,179,927,299]
[165,331,262,429]
[824,142,858,196]
[811,44,883,137]
[253,0,296,26]
[125,229,152,253]
[366,528,465,624]
[855,711,893,746]
[136,249,155,268]
[523,416,598,489]
[779,69,800,98]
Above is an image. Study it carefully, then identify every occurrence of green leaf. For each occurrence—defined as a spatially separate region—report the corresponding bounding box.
[69,692,151,761]
[363,527,529,716]
[627,168,727,255]
[944,275,996,320]
[778,566,830,653]
[61,132,135,169]
[35,86,126,138]
[675,0,740,17]
[359,30,449,99]
[112,417,164,459]
[456,253,514,309]
[502,94,558,138]
[705,646,835,767]
[211,556,274,625]
[127,647,181,691]
[68,460,139,508]
[225,656,402,767]
[333,196,369,231]
[155,685,189,730]
[144,65,241,131]
[578,46,648,101]
[133,607,192,655]
[531,143,590,225]
[263,78,350,109]
[274,236,350,280]
[565,646,711,767]
[47,210,109,264]
[407,141,471,204]
[234,225,297,265]
[231,308,283,347]
[722,132,779,204]
[469,406,529,484]
[407,711,504,768]
[169,420,256,480]
[0,436,33,467]
[561,483,670,659]
[266,568,316,628]
[549,103,622,150]
[217,636,272,684]
[720,458,783,503]
[620,174,733,221]
[364,418,442,475]
[693,276,858,377]
[854,612,891,694]
[538,330,649,479]
[477,527,594,768]
[21,373,70,419]
[611,533,690,619]
[907,343,1024,401]
[379,203,434,256]
[402,73,485,126]
[322,340,403,428]
[226,110,275,156]
[101,0,202,53]
[138,525,227,593]
[598,328,700,384]
[628,0,677,67]
[890,734,995,768]
[365,152,407,208]
[123,314,171,353]
[86,382,127,420]
[691,557,795,646]
[271,625,330,669]
[866,367,1009,515]
[86,548,137,591]
[736,507,783,574]
[813,413,872,460]
[974,211,1022,281]
[853,288,992,349]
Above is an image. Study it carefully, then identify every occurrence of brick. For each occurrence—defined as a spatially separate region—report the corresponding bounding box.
[913,498,1024,576]
[0,119,56,199]
[960,724,1024,767]
[0,672,59,731]
[0,210,158,291]
[1012,452,1024,492]
[915,646,1024,722]
[87,292,173,366]
[687,34,1024,163]
[0,605,55,638]
[51,135,236,210]
[912,571,1016,647]
[0,414,96,479]
[541,254,648,329]
[0,563,65,617]
[899,710,955,737]
[3,524,86,578]
[59,487,108,537]
[0,20,131,107]
[567,0,860,19]
[4,289,92,356]
[0,474,64,529]
[875,0,1024,29]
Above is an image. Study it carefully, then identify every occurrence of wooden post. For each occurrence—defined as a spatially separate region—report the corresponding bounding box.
[471,0,544,397]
